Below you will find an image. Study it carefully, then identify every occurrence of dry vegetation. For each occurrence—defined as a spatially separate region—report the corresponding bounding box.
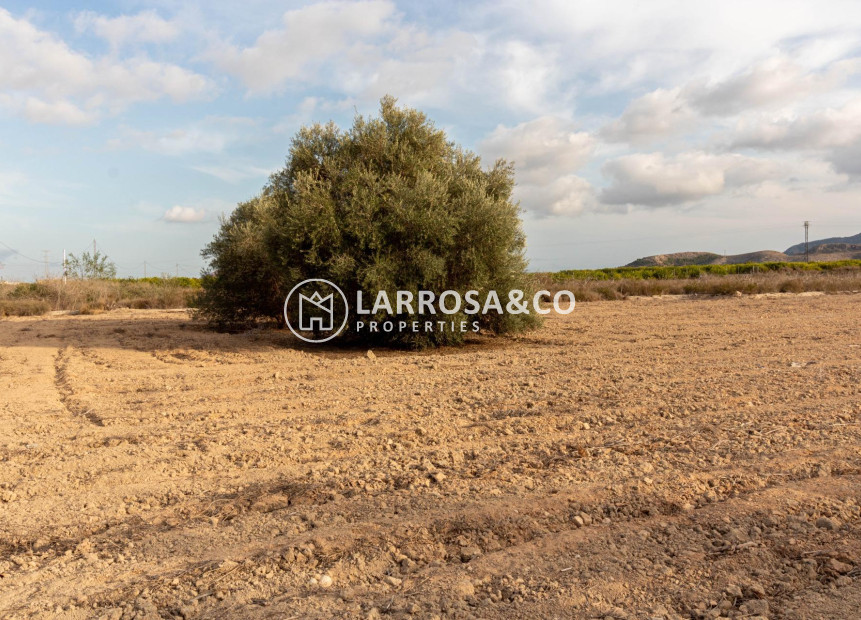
[4,264,861,320]
[538,269,861,301]
[1,293,859,619]
[0,279,200,317]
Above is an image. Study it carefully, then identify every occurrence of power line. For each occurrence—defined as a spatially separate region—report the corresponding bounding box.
[0,239,45,263]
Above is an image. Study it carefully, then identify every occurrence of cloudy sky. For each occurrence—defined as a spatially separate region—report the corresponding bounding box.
[2,0,861,279]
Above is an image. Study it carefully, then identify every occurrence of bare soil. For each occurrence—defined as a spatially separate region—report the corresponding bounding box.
[1,294,859,619]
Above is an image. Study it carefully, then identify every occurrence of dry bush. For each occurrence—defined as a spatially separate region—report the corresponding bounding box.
[0,279,199,316]
[0,299,52,317]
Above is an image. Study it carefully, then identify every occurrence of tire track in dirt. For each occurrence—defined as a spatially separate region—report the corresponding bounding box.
[54,346,104,427]
[40,467,858,618]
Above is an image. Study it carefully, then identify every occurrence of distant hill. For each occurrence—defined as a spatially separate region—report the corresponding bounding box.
[626,232,861,267]
[785,232,861,255]
[626,250,789,267]
[626,252,721,267]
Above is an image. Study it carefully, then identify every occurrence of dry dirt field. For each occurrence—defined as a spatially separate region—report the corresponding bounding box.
[1,293,860,620]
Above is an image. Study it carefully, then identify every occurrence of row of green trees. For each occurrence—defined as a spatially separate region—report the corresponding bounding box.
[552,260,861,282]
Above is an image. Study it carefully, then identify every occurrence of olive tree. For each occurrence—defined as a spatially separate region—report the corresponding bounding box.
[197,97,539,347]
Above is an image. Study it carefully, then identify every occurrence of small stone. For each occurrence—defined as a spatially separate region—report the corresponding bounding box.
[725,528,748,543]
[319,574,333,588]
[744,582,766,598]
[460,546,482,562]
[739,599,768,616]
[826,558,853,574]
[430,471,446,483]
[366,350,377,361]
[384,575,403,587]
[572,515,585,527]
[452,578,475,598]
[724,584,743,599]
[815,516,838,530]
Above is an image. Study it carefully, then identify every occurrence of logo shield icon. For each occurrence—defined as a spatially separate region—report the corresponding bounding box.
[284,279,349,343]
[299,291,333,331]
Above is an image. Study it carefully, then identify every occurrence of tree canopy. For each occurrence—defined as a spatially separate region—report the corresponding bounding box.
[198,96,538,347]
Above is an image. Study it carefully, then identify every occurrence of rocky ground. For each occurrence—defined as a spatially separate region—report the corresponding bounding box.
[0,293,859,619]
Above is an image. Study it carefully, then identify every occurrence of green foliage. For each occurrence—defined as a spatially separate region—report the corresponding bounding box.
[551,259,861,282]
[131,276,202,288]
[198,96,539,347]
[67,250,117,280]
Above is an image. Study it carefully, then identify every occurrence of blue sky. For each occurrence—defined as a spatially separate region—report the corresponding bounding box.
[2,1,861,280]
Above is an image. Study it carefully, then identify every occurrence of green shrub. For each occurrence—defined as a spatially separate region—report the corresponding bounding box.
[197,97,539,347]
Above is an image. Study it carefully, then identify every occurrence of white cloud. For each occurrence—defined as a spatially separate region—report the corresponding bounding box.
[729,100,861,150]
[211,0,396,93]
[721,99,861,180]
[479,116,594,184]
[108,117,257,155]
[829,140,861,179]
[192,163,272,183]
[163,205,206,223]
[493,40,562,114]
[0,95,95,125]
[601,152,780,207]
[74,10,180,50]
[520,175,597,216]
[485,0,861,96]
[337,29,481,108]
[685,56,848,116]
[0,8,212,125]
[600,88,694,143]
[479,116,597,215]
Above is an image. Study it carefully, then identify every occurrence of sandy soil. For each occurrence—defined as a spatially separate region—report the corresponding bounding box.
[0,294,859,620]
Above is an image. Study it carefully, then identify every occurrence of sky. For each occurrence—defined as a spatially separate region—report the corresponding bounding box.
[2,0,861,280]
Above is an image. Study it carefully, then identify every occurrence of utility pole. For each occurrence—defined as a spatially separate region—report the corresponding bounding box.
[42,250,50,279]
[804,221,810,262]
[63,249,67,284]
[93,239,97,258]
